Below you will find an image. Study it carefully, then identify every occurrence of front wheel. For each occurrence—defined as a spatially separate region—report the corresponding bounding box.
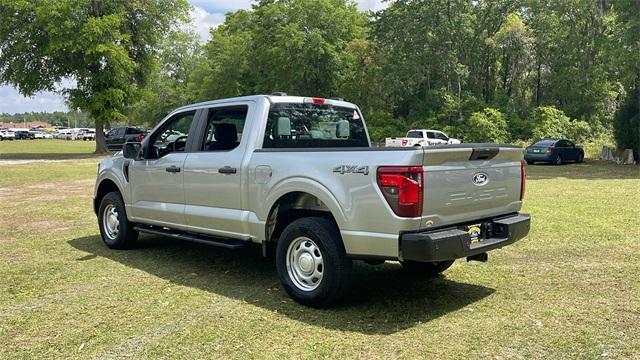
[400,260,455,277]
[98,191,138,249]
[555,155,563,165]
[276,217,352,308]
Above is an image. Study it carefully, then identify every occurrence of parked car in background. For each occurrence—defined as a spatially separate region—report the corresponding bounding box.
[54,129,73,140]
[524,139,584,165]
[81,129,96,141]
[0,129,15,141]
[14,130,35,140]
[105,126,147,151]
[385,129,461,147]
[31,131,46,139]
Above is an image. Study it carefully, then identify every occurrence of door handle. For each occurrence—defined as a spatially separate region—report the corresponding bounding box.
[218,166,237,174]
[165,166,181,173]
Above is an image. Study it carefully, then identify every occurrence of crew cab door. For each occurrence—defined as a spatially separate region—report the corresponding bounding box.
[182,102,253,239]
[127,110,198,228]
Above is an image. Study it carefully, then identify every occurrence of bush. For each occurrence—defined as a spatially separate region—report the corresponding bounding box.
[614,87,639,160]
[529,106,592,143]
[460,108,509,143]
[530,106,571,140]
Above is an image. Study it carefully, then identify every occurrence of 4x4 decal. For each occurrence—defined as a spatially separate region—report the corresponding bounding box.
[333,165,369,175]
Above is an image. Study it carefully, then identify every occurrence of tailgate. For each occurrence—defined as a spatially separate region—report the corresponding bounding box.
[420,144,524,228]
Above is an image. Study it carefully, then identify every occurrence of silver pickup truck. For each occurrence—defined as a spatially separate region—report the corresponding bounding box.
[94,94,530,307]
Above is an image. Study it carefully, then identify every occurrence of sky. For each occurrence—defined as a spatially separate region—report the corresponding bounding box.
[0,0,387,115]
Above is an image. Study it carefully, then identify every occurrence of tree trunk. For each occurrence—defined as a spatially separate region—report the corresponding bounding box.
[95,121,108,154]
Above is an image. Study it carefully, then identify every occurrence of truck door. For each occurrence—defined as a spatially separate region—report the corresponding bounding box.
[128,110,198,227]
[182,103,253,239]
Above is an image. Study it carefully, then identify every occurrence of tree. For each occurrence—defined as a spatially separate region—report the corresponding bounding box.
[0,0,190,152]
[128,29,202,126]
[614,87,639,160]
[190,0,368,102]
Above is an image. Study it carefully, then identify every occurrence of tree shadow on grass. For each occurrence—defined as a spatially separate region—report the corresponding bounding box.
[526,159,639,180]
[69,235,494,335]
[0,153,103,160]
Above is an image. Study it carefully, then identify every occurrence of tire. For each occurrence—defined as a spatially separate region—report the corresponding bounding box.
[526,160,534,165]
[577,152,584,163]
[555,154,563,165]
[400,260,455,277]
[98,191,138,249]
[276,217,352,308]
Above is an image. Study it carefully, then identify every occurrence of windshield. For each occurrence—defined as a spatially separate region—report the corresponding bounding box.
[406,131,423,138]
[263,102,369,148]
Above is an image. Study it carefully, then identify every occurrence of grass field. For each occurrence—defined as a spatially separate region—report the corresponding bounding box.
[0,143,639,359]
[0,139,96,160]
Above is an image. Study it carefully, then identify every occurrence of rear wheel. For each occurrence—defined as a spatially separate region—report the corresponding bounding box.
[400,260,454,277]
[98,191,138,249]
[577,153,584,163]
[276,217,352,307]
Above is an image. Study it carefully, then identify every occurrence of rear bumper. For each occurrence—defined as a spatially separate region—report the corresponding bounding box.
[524,153,554,161]
[399,213,530,262]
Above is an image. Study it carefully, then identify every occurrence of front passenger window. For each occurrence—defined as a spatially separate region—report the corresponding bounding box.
[148,112,195,158]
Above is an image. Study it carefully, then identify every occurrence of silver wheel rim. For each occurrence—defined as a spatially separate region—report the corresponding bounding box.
[286,236,324,291]
[102,203,120,240]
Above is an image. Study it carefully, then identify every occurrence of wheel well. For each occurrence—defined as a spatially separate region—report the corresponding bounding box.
[94,179,120,214]
[265,192,338,244]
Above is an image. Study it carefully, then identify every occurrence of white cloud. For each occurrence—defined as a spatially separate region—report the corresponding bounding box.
[189,6,226,42]
[356,0,387,11]
[0,86,68,114]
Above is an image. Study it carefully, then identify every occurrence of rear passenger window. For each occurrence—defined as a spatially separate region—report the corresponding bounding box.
[201,106,248,151]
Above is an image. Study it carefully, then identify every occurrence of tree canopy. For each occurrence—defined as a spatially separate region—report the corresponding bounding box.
[0,0,190,152]
[1,0,637,156]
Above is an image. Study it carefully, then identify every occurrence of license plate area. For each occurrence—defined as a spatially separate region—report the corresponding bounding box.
[465,224,483,244]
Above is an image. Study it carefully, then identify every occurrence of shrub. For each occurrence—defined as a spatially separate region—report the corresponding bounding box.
[461,108,509,143]
[530,106,571,140]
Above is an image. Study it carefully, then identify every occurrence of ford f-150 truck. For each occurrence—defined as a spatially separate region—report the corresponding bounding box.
[94,94,530,307]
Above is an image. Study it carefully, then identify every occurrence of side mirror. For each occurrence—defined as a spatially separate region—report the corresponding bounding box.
[123,142,141,159]
[336,119,350,138]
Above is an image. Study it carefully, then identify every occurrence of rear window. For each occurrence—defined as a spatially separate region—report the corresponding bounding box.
[262,102,369,148]
[406,131,422,138]
[532,140,556,146]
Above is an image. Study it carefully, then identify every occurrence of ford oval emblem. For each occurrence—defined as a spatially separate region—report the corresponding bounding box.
[472,172,489,186]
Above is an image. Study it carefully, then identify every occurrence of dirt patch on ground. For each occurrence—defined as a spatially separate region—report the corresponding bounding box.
[0,179,95,203]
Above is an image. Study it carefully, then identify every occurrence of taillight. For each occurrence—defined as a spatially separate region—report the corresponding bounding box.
[377,166,423,217]
[520,160,526,201]
[547,146,555,153]
[402,139,408,146]
[136,134,145,142]
[311,97,325,104]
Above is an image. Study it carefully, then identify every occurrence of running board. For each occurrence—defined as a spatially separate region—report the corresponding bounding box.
[134,225,247,249]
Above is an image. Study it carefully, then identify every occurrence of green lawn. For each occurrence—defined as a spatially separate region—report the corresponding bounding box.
[0,139,97,159]
[0,155,638,358]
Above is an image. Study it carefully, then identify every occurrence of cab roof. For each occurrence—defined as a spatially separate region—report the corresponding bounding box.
[173,95,358,114]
